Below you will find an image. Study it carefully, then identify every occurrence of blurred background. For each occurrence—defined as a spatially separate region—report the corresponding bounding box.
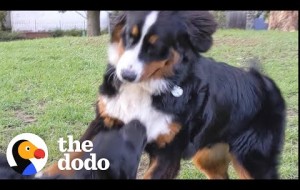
[0,11,298,40]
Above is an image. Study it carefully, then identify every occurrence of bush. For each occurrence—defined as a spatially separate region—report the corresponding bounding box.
[50,29,84,38]
[0,31,24,42]
[64,29,83,37]
[51,29,64,38]
[101,28,109,34]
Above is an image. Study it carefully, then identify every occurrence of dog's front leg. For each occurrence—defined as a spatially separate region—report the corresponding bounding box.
[143,143,183,179]
[142,123,186,179]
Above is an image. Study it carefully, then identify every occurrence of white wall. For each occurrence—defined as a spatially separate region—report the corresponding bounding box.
[11,11,110,32]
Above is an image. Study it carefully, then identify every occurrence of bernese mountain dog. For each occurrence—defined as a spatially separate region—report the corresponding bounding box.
[43,11,286,179]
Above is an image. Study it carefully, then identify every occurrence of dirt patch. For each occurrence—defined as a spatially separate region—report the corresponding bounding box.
[287,108,298,117]
[136,152,150,179]
[14,110,37,124]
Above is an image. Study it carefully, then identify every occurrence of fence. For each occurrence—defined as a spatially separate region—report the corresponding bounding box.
[226,11,247,29]
[10,11,111,33]
[12,20,87,32]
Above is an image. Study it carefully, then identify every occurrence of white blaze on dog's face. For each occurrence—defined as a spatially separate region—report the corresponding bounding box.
[116,11,159,82]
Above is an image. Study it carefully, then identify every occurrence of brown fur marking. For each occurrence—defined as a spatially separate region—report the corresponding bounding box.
[192,143,231,179]
[110,15,125,64]
[141,49,180,80]
[143,157,158,179]
[231,154,253,179]
[156,123,181,148]
[97,97,124,128]
[131,25,139,37]
[111,25,123,43]
[42,151,84,177]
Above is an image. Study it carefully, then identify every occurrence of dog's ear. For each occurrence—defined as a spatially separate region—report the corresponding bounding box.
[180,11,217,53]
[108,12,127,65]
[110,11,127,43]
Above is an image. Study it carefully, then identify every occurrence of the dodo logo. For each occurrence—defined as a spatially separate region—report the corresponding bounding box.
[6,133,48,176]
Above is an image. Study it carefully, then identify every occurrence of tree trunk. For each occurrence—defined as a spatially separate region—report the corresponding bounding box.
[226,11,247,29]
[268,11,298,32]
[87,11,100,36]
[4,11,12,31]
[246,11,256,30]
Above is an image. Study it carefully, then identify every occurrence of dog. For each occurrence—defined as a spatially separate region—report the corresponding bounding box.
[44,11,286,179]
[74,119,147,179]
[0,153,33,179]
[1,120,146,179]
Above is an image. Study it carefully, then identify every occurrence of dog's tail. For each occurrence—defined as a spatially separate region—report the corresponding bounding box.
[243,57,264,73]
[244,57,286,127]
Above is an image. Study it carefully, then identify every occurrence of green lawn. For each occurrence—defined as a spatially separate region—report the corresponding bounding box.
[0,29,298,179]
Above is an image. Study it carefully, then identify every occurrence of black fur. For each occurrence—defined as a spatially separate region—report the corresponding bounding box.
[99,64,121,97]
[75,120,147,179]
[148,57,285,179]
[181,11,217,52]
[0,153,32,179]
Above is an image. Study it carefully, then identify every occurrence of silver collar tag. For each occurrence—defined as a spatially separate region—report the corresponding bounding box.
[171,85,183,97]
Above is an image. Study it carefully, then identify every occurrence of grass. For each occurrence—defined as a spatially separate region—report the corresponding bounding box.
[0,29,298,179]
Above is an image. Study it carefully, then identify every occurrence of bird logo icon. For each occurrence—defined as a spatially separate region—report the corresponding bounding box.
[6,133,48,176]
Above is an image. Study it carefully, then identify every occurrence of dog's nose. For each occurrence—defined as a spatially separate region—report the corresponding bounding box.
[121,69,137,82]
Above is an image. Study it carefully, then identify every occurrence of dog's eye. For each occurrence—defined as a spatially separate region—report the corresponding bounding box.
[126,32,139,47]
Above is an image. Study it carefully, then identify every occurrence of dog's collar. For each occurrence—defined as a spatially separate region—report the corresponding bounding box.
[135,80,183,97]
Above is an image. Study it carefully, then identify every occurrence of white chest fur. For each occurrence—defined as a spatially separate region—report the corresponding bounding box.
[102,83,172,142]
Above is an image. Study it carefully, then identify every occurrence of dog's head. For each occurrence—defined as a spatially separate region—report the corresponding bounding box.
[109,11,217,83]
